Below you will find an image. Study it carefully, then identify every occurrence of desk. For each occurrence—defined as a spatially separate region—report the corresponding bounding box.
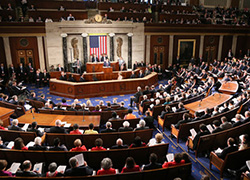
[219,81,238,95]
[86,62,119,73]
[49,72,158,98]
[184,93,232,115]
[0,107,14,126]
[18,112,100,129]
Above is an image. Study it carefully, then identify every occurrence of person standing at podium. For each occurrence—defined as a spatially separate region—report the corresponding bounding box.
[103,58,111,67]
[100,54,108,62]
[75,59,82,74]
[92,54,99,63]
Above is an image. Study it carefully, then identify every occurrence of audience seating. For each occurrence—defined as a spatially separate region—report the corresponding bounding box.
[159,14,198,22]
[98,2,149,11]
[0,130,36,145]
[171,106,239,143]
[28,1,87,10]
[0,101,26,119]
[109,118,140,130]
[100,12,153,21]
[0,143,169,171]
[26,99,44,112]
[45,129,153,150]
[210,147,250,178]
[191,121,250,158]
[158,110,189,131]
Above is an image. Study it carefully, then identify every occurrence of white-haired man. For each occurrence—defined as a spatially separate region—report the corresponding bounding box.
[28,137,47,151]
[48,119,67,134]
[134,119,149,131]
[8,119,23,131]
[111,138,128,149]
[118,121,133,132]
[101,122,116,133]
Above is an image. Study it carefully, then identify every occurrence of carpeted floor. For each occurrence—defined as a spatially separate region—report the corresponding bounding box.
[21,80,234,180]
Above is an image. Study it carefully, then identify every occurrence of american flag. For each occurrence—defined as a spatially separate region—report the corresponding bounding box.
[89,35,107,59]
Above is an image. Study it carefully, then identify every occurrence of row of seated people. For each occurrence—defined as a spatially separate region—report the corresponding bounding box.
[0,152,190,177]
[159,17,200,24]
[196,6,250,26]
[99,0,183,6]
[108,6,153,13]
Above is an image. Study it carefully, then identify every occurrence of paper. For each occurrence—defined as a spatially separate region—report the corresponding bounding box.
[61,122,67,125]
[73,154,84,166]
[61,107,67,110]
[38,127,44,132]
[24,104,32,110]
[56,165,67,173]
[9,162,21,173]
[79,129,84,134]
[206,124,214,133]
[7,141,14,149]
[64,123,71,128]
[172,107,176,112]
[246,160,250,170]
[21,123,29,131]
[33,163,43,173]
[26,141,35,148]
[166,153,174,162]
[239,135,244,142]
[190,128,197,137]
[219,107,224,113]
[214,148,223,154]
[150,104,154,109]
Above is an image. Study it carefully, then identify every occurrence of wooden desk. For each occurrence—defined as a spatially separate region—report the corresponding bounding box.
[219,81,238,95]
[0,107,14,126]
[86,62,119,73]
[49,72,158,98]
[184,93,232,115]
[18,112,100,129]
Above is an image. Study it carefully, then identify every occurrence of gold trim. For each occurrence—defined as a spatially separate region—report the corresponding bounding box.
[145,32,250,36]
[0,33,46,37]
[178,39,196,58]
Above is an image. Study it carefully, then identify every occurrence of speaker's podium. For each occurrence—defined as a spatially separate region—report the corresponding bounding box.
[86,62,119,73]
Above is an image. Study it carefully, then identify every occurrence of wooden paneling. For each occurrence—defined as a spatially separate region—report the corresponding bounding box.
[9,37,40,69]
[0,23,45,34]
[0,37,7,66]
[203,35,219,64]
[173,35,200,64]
[236,35,248,57]
[221,35,233,60]
[150,35,169,69]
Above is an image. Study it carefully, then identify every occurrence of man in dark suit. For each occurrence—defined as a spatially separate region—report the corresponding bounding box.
[220,102,229,113]
[8,64,16,78]
[8,119,23,131]
[65,157,93,176]
[143,86,150,95]
[100,54,108,62]
[41,69,50,86]
[27,121,44,137]
[192,124,210,150]
[56,64,64,71]
[134,120,149,131]
[140,95,149,107]
[27,63,35,83]
[130,71,137,78]
[130,86,142,107]
[49,138,68,151]
[118,121,133,132]
[175,102,186,112]
[192,112,201,122]
[101,122,116,133]
[48,120,67,133]
[59,71,67,81]
[111,138,128,149]
[216,137,238,160]
[143,153,162,170]
[174,113,191,129]
[17,63,27,82]
[144,111,154,129]
[16,160,40,177]
[212,120,223,133]
[133,61,138,70]
[10,81,23,95]
[200,108,211,119]
[160,106,172,119]
[103,103,113,111]
[117,101,127,110]
[35,70,42,88]
[28,137,47,151]
[91,54,99,63]
[0,63,7,84]
[138,70,144,78]
[103,58,111,67]
[243,111,250,123]
[232,114,244,127]
[220,116,232,130]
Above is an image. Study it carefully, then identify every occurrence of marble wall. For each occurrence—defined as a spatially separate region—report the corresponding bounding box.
[45,21,145,70]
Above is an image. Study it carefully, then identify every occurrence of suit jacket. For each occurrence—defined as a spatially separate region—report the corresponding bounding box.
[28,144,47,151]
[117,106,127,110]
[134,91,143,103]
[216,145,238,160]
[220,122,232,130]
[49,145,68,151]
[27,128,44,137]
[56,67,64,71]
[103,61,110,67]
[8,125,23,131]
[232,120,243,127]
[8,67,16,77]
[212,127,223,133]
[143,162,162,171]
[49,126,67,134]
[59,75,67,81]
[92,57,99,62]
[140,99,150,106]
[111,144,128,149]
[65,165,93,176]
[16,171,39,177]
[100,128,116,133]
[193,130,210,150]
[134,126,149,131]
[200,113,211,119]
[118,127,133,132]
[175,118,191,129]
[144,116,154,129]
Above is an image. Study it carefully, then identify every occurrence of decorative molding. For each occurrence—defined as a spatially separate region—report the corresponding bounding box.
[81,33,88,37]
[127,33,133,37]
[60,33,68,38]
[109,33,115,37]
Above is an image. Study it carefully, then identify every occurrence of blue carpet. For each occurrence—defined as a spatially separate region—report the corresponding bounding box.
[23,80,228,180]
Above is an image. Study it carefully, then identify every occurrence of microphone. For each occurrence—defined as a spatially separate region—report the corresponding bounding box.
[198,100,202,107]
[82,110,85,122]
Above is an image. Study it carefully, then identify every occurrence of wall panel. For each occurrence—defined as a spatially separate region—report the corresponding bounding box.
[221,35,233,60]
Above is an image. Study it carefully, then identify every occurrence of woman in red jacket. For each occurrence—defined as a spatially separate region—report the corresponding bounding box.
[97,158,116,175]
[121,157,140,173]
[70,139,87,152]
[12,137,28,150]
[162,153,185,168]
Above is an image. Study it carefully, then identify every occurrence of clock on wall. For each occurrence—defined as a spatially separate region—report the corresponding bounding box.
[94,14,103,22]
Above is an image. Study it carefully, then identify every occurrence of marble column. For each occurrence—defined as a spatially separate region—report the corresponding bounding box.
[217,35,224,61]
[168,35,174,65]
[109,33,115,61]
[145,35,151,64]
[232,35,238,56]
[127,33,133,69]
[199,35,205,58]
[61,33,68,71]
[37,36,45,70]
[3,37,12,67]
[81,33,88,66]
